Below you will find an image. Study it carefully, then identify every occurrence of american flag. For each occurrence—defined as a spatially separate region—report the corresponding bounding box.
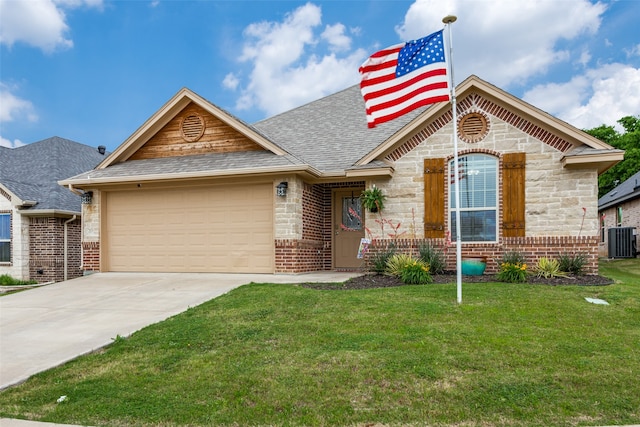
[359,30,449,128]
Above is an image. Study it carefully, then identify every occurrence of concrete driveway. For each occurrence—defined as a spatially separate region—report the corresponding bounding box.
[0,271,358,391]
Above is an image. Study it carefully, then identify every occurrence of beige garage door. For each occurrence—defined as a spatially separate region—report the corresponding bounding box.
[104,183,273,273]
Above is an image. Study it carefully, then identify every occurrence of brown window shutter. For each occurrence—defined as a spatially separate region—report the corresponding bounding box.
[502,152,526,237]
[424,158,445,238]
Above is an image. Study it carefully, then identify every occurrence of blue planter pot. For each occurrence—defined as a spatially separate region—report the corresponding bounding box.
[461,257,487,275]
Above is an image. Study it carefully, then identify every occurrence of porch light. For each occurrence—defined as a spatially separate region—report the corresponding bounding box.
[81,191,93,204]
[276,182,288,197]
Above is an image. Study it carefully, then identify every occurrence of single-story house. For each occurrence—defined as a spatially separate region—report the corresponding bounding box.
[598,170,640,258]
[1,136,107,282]
[60,75,623,275]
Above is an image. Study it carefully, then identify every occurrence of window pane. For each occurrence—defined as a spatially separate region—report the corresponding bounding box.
[0,242,9,263]
[342,197,362,230]
[451,210,497,242]
[449,154,498,242]
[0,214,9,239]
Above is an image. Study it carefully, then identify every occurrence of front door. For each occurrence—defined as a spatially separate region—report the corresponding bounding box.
[333,189,366,269]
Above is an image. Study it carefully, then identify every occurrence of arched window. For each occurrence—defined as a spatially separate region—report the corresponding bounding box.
[448,154,498,242]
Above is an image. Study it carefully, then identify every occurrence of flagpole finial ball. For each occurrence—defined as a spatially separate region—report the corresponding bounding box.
[442,15,457,24]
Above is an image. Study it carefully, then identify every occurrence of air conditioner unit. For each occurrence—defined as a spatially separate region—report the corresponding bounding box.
[608,227,637,258]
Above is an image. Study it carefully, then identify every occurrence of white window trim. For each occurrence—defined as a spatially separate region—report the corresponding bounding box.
[448,154,498,243]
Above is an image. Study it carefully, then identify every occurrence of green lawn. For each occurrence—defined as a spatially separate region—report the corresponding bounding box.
[1,259,639,427]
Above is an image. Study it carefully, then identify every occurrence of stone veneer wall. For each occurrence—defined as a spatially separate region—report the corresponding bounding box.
[29,217,82,283]
[81,191,101,272]
[1,191,31,280]
[358,94,600,273]
[366,236,599,275]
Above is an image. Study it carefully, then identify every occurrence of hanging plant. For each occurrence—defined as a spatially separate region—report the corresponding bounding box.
[361,186,386,213]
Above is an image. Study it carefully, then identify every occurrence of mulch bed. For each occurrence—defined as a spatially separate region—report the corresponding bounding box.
[302,272,614,290]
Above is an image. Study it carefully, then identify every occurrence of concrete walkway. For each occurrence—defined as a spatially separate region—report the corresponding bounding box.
[0,271,358,391]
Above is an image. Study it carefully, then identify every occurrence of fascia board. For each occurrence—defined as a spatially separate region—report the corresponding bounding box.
[0,182,36,207]
[17,209,80,218]
[345,167,394,178]
[59,164,322,188]
[561,151,625,174]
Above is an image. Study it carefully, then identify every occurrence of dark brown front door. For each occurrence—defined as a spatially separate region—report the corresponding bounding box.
[333,189,366,269]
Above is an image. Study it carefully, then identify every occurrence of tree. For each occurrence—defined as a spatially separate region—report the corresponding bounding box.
[585,116,640,198]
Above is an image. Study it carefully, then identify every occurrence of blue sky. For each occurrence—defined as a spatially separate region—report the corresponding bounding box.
[1,0,639,151]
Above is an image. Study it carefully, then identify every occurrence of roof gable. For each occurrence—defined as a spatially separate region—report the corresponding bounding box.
[357,75,619,168]
[129,102,266,161]
[99,88,288,169]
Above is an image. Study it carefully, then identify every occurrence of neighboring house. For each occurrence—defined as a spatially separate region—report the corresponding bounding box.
[598,170,640,258]
[60,75,623,276]
[0,137,107,282]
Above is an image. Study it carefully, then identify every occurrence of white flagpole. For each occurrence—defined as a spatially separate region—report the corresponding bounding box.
[442,15,462,304]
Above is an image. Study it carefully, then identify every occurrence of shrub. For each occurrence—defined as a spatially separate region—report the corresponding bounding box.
[400,260,433,285]
[534,257,569,279]
[497,262,528,283]
[418,242,446,274]
[558,252,587,275]
[0,274,37,286]
[502,250,527,265]
[385,253,416,277]
[368,246,396,274]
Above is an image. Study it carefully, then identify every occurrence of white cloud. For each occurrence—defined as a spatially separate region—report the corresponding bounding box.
[523,64,640,130]
[625,44,640,59]
[230,2,365,117]
[0,0,103,53]
[321,23,351,52]
[0,136,25,148]
[222,73,240,91]
[395,0,606,87]
[0,84,38,123]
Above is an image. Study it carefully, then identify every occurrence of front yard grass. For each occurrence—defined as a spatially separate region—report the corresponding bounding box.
[0,259,639,426]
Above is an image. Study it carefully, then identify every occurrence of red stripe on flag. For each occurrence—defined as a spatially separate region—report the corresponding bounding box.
[365,81,449,114]
[361,68,447,101]
[367,95,450,128]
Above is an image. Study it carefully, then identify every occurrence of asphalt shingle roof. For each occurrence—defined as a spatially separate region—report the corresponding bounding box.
[253,84,427,172]
[67,150,303,181]
[0,136,107,213]
[598,169,640,210]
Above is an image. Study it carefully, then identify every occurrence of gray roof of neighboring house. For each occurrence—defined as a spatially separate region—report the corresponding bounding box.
[0,136,107,213]
[598,169,640,210]
[253,84,426,172]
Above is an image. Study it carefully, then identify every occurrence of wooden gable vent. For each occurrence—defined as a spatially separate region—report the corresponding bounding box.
[458,112,489,143]
[180,113,206,142]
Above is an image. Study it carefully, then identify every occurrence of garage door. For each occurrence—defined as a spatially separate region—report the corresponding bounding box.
[104,183,273,273]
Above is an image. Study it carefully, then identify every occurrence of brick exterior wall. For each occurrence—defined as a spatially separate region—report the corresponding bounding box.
[28,217,82,283]
[366,236,599,275]
[275,181,365,273]
[598,198,640,257]
[82,241,100,272]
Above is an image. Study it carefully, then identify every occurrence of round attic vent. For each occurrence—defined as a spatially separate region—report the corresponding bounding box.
[180,113,205,142]
[458,112,489,143]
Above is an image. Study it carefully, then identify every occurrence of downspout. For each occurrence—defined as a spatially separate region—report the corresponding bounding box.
[67,184,86,273]
[67,185,83,196]
[64,215,77,281]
